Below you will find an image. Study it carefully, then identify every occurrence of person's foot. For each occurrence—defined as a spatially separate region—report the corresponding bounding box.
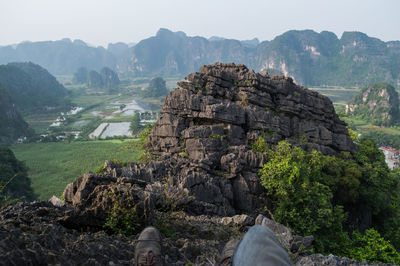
[135,226,163,266]
[219,239,240,266]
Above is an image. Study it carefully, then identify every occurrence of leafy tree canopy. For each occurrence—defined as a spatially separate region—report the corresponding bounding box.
[259,139,400,261]
[141,77,168,98]
[129,112,143,135]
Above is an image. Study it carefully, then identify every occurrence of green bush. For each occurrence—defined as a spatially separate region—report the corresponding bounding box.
[251,136,268,153]
[0,194,19,210]
[259,141,349,254]
[104,188,141,236]
[258,140,400,258]
[130,112,143,135]
[348,229,400,264]
[156,181,193,212]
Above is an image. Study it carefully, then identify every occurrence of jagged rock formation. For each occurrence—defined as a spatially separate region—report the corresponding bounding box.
[0,202,138,265]
[151,62,355,155]
[146,63,355,215]
[0,64,373,265]
[0,200,388,265]
[346,83,400,126]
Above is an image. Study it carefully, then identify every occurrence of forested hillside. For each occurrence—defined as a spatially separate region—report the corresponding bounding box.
[0,62,70,113]
[0,86,33,143]
[346,83,400,126]
[0,146,35,206]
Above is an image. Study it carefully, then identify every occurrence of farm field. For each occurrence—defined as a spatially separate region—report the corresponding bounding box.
[309,86,360,104]
[25,75,168,137]
[11,139,140,200]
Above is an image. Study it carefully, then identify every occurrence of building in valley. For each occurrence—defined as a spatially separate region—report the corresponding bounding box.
[379,146,400,170]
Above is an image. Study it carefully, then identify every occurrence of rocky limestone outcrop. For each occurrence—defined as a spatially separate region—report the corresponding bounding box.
[58,63,356,232]
[151,62,354,157]
[0,63,368,265]
[0,201,390,266]
[141,63,355,215]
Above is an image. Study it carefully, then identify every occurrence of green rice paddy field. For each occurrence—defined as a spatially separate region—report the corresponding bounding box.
[11,139,140,200]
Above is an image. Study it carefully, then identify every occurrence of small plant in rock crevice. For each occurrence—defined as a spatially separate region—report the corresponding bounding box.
[241,96,248,106]
[156,180,193,212]
[103,188,141,236]
[251,136,269,153]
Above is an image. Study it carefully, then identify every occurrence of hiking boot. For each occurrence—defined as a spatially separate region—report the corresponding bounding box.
[135,226,163,266]
[219,239,240,266]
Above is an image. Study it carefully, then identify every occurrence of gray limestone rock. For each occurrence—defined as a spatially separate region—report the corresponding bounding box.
[48,195,65,207]
[146,63,356,215]
[296,254,390,266]
[0,63,366,266]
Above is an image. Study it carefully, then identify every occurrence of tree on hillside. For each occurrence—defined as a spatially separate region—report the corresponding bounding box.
[73,67,88,84]
[259,139,400,258]
[130,112,143,135]
[141,77,168,98]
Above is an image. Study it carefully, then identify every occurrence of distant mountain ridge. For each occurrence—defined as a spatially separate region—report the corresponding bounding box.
[0,39,123,75]
[0,29,399,87]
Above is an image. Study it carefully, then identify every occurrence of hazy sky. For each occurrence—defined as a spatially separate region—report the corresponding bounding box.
[0,0,399,47]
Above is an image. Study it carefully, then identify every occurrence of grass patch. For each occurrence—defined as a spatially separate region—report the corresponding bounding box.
[11,139,140,200]
[359,125,400,135]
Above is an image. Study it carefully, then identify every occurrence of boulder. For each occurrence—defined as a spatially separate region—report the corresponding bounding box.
[48,195,65,207]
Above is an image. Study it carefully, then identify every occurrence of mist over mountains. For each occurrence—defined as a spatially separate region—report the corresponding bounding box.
[1,28,399,87]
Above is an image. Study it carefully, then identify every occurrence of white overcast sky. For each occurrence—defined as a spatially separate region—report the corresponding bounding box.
[0,0,399,47]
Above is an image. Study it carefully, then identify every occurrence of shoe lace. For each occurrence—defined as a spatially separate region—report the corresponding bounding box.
[219,256,232,266]
[138,250,160,266]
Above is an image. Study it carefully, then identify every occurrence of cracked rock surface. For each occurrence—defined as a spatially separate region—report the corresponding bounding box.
[0,63,375,265]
